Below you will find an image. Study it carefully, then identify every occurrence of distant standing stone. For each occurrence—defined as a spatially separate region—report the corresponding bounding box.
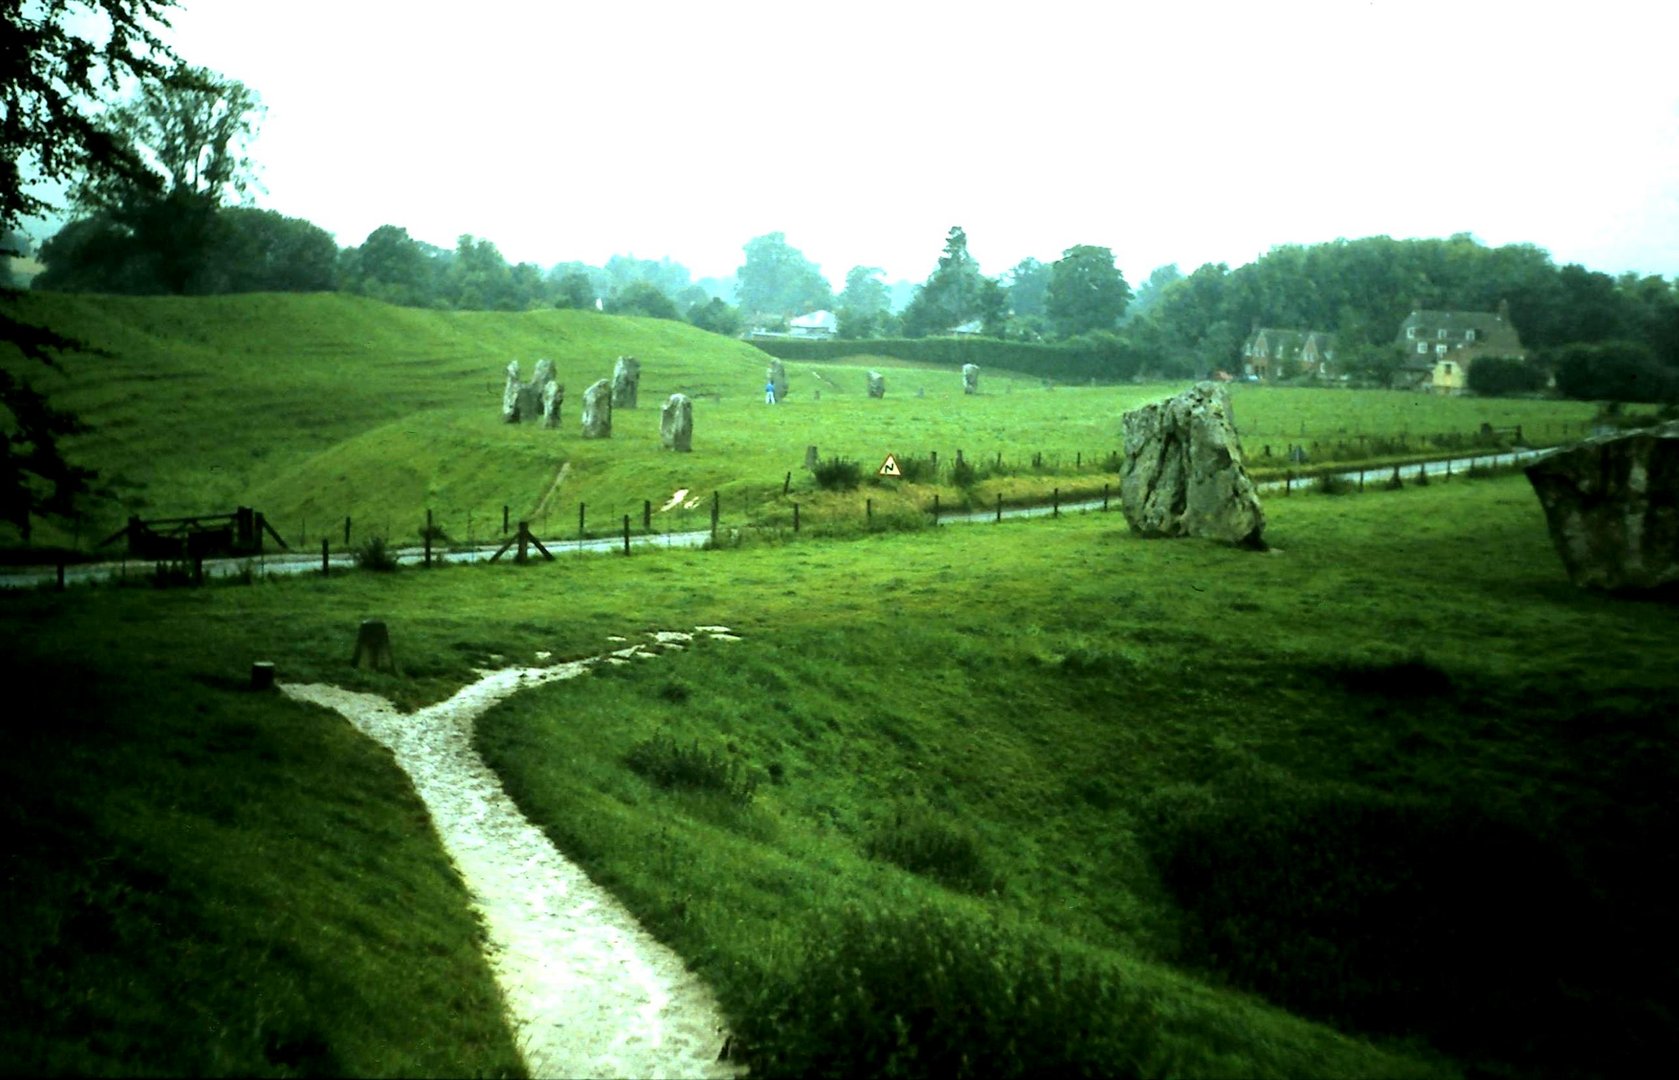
[660,393,693,452]
[804,445,819,471]
[767,359,789,403]
[351,619,398,673]
[541,381,564,428]
[1120,381,1265,547]
[502,360,523,423]
[962,364,979,395]
[581,379,613,439]
[866,370,885,399]
[612,356,641,409]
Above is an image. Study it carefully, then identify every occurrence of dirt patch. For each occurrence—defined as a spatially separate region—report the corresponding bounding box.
[282,629,742,1079]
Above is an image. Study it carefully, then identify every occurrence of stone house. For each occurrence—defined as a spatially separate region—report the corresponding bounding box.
[1241,327,1337,380]
[1391,301,1526,395]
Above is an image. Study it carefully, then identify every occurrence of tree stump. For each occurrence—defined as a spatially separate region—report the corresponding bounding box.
[351,619,398,673]
[250,661,276,690]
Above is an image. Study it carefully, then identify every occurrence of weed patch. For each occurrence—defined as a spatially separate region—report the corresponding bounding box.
[864,804,1001,895]
[625,731,758,805]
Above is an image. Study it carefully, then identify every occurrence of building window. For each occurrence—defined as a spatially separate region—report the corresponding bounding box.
[1436,344,1448,356]
[1438,329,1447,340]
[1407,326,1417,339]
[1466,329,1476,342]
[1417,343,1429,354]
[1443,362,1455,375]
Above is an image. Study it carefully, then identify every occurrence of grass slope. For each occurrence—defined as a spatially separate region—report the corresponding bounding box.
[4,293,1616,555]
[5,474,1673,1076]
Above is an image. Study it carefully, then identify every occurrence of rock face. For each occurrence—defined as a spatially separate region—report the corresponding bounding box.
[612,356,640,409]
[1524,420,1679,592]
[767,359,788,403]
[541,381,564,428]
[502,361,523,423]
[660,394,693,452]
[1120,382,1265,546]
[867,370,885,398]
[581,379,613,439]
[962,364,979,395]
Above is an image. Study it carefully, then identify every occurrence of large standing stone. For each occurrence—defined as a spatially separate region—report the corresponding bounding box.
[767,359,789,403]
[530,358,556,400]
[541,381,564,428]
[867,370,885,399]
[581,379,613,439]
[612,356,641,409]
[1524,420,1679,592]
[502,360,523,423]
[962,364,979,396]
[660,393,693,452]
[804,445,819,471]
[1120,382,1265,547]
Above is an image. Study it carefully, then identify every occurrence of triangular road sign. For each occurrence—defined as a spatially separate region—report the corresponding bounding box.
[878,453,902,477]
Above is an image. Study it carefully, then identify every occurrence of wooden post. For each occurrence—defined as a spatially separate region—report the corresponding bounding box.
[1076,452,1081,468]
[643,499,652,531]
[344,516,352,546]
[424,509,433,567]
[1446,457,1453,479]
[250,661,276,690]
[503,505,510,534]
[783,471,791,495]
[518,521,530,563]
[711,491,720,539]
[579,502,586,540]
[322,538,329,575]
[932,494,940,524]
[996,493,1003,522]
[793,503,800,533]
[1285,471,1293,495]
[866,498,873,525]
[1103,483,1110,511]
[1053,488,1060,518]
[623,515,631,555]
[351,619,398,673]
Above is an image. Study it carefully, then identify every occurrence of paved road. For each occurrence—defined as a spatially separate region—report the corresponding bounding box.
[1,447,1557,590]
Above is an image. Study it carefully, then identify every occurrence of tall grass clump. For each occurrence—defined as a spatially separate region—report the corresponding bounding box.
[353,535,399,571]
[1313,472,1355,496]
[864,804,1001,894]
[811,457,863,491]
[738,904,1154,1080]
[625,731,758,805]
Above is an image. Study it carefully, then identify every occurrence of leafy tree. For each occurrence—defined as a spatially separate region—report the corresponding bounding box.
[3,0,183,540]
[1466,356,1545,397]
[1046,245,1131,338]
[44,65,264,294]
[837,266,890,339]
[196,207,335,292]
[1003,257,1051,318]
[442,234,519,310]
[606,281,679,320]
[1127,263,1183,322]
[687,297,742,336]
[900,226,1001,337]
[342,225,444,306]
[735,232,831,321]
[551,270,598,310]
[1553,341,1677,403]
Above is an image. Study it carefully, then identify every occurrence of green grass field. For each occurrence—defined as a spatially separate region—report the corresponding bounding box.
[4,294,1675,1077]
[2,293,1619,555]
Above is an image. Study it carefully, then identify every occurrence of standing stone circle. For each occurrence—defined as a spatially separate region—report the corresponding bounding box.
[1524,419,1679,592]
[660,393,693,452]
[581,379,613,439]
[541,381,564,428]
[867,370,885,399]
[962,363,979,395]
[611,356,641,409]
[1120,381,1265,547]
[767,359,789,403]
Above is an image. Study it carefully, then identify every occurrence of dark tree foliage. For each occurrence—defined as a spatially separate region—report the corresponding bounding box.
[686,297,741,336]
[1465,355,1545,397]
[605,280,679,320]
[3,0,182,539]
[1552,341,1678,404]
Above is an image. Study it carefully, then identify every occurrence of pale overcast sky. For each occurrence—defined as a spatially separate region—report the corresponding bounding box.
[97,0,1679,285]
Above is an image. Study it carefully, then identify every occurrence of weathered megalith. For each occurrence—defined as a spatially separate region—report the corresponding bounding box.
[867,370,885,399]
[1523,420,1679,592]
[767,359,789,403]
[660,393,693,452]
[962,363,979,395]
[530,357,556,400]
[612,356,640,409]
[581,378,613,439]
[541,381,564,428]
[502,360,523,422]
[804,445,819,471]
[1120,381,1265,547]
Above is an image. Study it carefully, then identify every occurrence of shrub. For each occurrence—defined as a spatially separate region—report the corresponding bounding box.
[1314,472,1355,496]
[737,904,1153,1079]
[864,805,1000,894]
[625,731,757,805]
[353,535,399,572]
[949,456,977,488]
[811,457,862,491]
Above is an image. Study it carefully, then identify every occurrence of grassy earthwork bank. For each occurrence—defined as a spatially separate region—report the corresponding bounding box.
[0,293,1621,559]
[4,470,1676,1077]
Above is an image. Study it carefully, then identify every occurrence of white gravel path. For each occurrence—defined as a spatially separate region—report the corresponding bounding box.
[280,628,744,1079]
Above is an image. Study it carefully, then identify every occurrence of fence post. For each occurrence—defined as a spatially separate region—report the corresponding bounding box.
[793,503,800,533]
[322,538,329,575]
[579,502,586,540]
[643,499,652,532]
[424,508,433,567]
[932,494,940,524]
[1103,482,1110,511]
[866,498,873,526]
[1446,457,1452,479]
[344,516,351,546]
[1053,488,1059,518]
[996,493,1003,523]
[518,521,530,563]
[1285,470,1293,495]
[623,515,631,556]
[711,491,719,540]
[503,505,510,534]
[1076,452,1081,468]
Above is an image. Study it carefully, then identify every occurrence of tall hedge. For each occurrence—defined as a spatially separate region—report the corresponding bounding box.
[747,335,1148,384]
